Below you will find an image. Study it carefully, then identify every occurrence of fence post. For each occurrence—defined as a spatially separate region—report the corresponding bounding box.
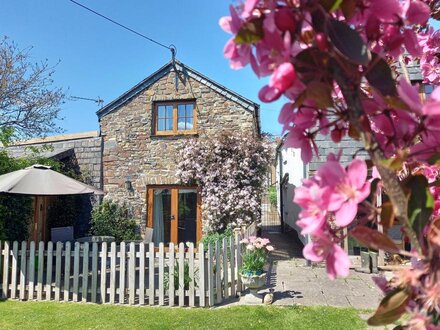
[28,241,36,300]
[119,242,126,304]
[168,242,175,307]
[19,241,27,300]
[236,234,243,293]
[128,242,135,305]
[139,243,145,305]
[178,242,185,307]
[36,241,44,300]
[1,241,9,299]
[54,242,63,301]
[222,237,229,300]
[158,242,164,306]
[11,241,18,299]
[230,236,236,298]
[188,242,195,307]
[198,243,205,307]
[215,240,222,304]
[207,243,214,307]
[100,242,107,304]
[149,242,155,306]
[72,242,80,302]
[45,241,53,301]
[82,242,89,302]
[109,242,116,304]
[64,242,71,302]
[91,242,98,303]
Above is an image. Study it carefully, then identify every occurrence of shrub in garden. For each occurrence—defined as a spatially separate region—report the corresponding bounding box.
[89,200,140,242]
[177,133,271,233]
[221,0,440,327]
[240,236,274,276]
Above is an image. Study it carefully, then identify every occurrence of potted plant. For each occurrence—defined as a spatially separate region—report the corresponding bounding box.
[239,236,274,303]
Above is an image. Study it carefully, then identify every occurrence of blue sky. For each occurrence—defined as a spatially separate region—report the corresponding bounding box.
[1,1,284,136]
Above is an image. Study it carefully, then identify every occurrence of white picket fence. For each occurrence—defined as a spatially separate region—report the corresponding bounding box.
[0,233,253,306]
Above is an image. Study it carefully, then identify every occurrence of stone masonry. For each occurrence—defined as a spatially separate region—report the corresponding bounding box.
[98,61,260,233]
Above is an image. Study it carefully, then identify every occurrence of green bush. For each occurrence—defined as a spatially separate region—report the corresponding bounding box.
[268,186,277,207]
[164,260,198,291]
[89,200,140,242]
[200,228,232,248]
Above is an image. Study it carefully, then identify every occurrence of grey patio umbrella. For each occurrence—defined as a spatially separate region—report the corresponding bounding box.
[0,164,104,195]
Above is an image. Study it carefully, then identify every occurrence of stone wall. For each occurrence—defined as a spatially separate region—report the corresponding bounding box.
[99,69,258,230]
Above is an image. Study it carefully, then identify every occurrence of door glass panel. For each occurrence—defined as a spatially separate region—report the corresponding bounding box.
[152,189,172,245]
[178,189,197,244]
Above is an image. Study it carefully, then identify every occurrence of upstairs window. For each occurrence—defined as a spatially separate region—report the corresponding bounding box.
[154,101,196,135]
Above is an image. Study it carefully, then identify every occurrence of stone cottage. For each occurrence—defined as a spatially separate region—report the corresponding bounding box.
[97,60,261,245]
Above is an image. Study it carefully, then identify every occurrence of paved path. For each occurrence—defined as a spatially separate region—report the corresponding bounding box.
[258,231,384,309]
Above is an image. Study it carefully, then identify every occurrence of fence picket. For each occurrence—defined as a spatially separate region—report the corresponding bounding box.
[72,242,80,302]
[45,241,53,301]
[149,242,155,306]
[109,242,116,304]
[178,243,184,307]
[128,242,135,305]
[168,242,175,307]
[188,243,195,307]
[54,242,63,301]
[64,242,71,302]
[100,242,107,304]
[198,243,205,307]
[222,237,229,300]
[1,241,9,299]
[118,242,126,304]
[0,241,2,295]
[91,242,98,303]
[82,242,89,302]
[36,242,44,300]
[230,236,236,298]
[158,243,164,306]
[207,244,214,307]
[11,241,18,299]
[139,243,145,305]
[28,241,36,300]
[19,241,27,300]
[215,240,222,304]
[236,235,243,293]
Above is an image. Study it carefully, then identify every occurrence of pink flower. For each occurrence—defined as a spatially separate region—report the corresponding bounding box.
[259,62,296,102]
[318,159,371,227]
[240,238,249,244]
[266,245,274,251]
[303,234,350,279]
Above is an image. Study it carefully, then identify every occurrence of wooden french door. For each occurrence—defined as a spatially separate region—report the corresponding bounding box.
[147,186,201,245]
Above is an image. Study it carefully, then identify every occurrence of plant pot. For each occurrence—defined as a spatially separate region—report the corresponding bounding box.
[240,272,267,304]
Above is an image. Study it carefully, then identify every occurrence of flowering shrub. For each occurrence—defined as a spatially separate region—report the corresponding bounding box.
[240,236,274,275]
[221,0,440,327]
[177,133,271,233]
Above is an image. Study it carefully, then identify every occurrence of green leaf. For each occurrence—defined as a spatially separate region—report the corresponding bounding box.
[234,18,264,44]
[366,54,397,97]
[327,19,370,65]
[427,153,440,165]
[306,81,334,108]
[405,175,434,235]
[368,288,410,326]
[319,0,343,11]
[350,226,400,253]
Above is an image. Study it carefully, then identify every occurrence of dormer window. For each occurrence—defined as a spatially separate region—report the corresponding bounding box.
[154,101,196,135]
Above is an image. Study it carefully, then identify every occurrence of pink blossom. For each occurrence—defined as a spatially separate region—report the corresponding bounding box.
[266,245,274,251]
[259,62,296,102]
[318,159,371,227]
[303,234,350,279]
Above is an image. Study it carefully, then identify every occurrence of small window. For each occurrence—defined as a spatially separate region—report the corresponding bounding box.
[154,101,196,135]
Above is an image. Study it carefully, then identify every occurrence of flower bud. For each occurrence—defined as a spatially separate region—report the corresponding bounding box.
[315,33,328,52]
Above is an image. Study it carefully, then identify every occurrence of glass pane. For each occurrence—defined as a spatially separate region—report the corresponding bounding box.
[178,189,197,244]
[157,119,165,131]
[185,117,193,130]
[152,189,172,245]
[185,104,194,117]
[157,106,165,118]
[177,117,186,131]
[166,105,173,118]
[178,105,185,118]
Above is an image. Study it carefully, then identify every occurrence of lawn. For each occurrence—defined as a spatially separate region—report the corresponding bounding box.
[0,300,368,329]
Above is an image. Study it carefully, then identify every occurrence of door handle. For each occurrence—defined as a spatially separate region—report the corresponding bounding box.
[171,215,175,220]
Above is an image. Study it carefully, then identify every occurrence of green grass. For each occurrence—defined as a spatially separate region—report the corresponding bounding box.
[0,300,367,329]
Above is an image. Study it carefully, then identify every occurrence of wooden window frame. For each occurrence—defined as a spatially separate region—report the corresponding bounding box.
[153,101,197,136]
[146,185,202,244]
